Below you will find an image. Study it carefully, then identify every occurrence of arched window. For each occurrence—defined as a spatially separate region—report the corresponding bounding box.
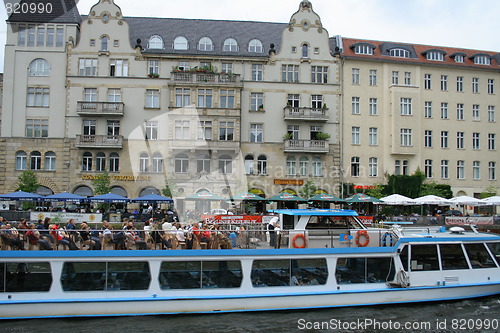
[219,155,232,174]
[286,156,296,176]
[244,154,254,175]
[82,152,92,171]
[30,151,41,170]
[248,39,263,53]
[16,151,27,170]
[312,157,323,177]
[96,152,106,172]
[74,185,93,197]
[302,43,309,58]
[148,35,163,49]
[139,153,149,173]
[389,48,410,58]
[100,35,109,51]
[28,58,50,76]
[173,36,188,50]
[44,151,56,171]
[257,155,267,175]
[223,38,238,52]
[152,152,163,173]
[299,156,309,176]
[175,153,189,173]
[111,186,127,197]
[197,154,211,173]
[109,152,119,172]
[140,187,160,196]
[198,37,213,51]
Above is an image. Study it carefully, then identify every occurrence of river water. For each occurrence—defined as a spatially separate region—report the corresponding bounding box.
[1,296,498,333]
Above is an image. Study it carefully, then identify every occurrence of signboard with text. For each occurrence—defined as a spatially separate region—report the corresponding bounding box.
[30,212,103,223]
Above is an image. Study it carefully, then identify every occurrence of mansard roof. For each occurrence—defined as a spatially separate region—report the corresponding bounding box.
[7,0,82,24]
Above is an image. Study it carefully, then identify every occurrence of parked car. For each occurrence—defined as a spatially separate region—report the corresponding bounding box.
[442,210,463,216]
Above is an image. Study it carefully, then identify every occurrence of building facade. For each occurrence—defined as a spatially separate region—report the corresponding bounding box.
[1,0,498,212]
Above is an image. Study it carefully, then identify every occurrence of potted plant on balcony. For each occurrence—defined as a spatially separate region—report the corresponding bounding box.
[148,72,160,78]
[314,132,331,140]
[172,66,182,72]
[283,132,293,140]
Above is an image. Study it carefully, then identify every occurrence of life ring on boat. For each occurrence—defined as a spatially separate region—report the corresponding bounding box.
[381,232,394,247]
[355,230,370,247]
[291,234,307,248]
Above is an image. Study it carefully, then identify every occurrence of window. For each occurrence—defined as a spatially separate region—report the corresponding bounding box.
[220,90,235,108]
[472,105,480,121]
[257,155,267,175]
[395,160,401,175]
[175,120,190,140]
[488,79,494,94]
[464,244,497,269]
[82,152,92,171]
[392,71,399,85]
[287,94,300,108]
[27,25,35,46]
[197,121,212,140]
[440,244,469,270]
[223,38,238,52]
[219,121,234,141]
[107,89,121,103]
[311,66,328,83]
[457,104,464,120]
[474,55,490,65]
[198,37,213,51]
[312,157,322,177]
[83,120,96,136]
[312,95,323,109]
[424,130,432,148]
[27,87,50,107]
[369,157,378,177]
[145,121,158,140]
[96,152,106,172]
[489,162,496,180]
[139,153,149,173]
[28,59,50,76]
[100,36,109,51]
[441,160,449,179]
[368,127,378,145]
[175,88,190,108]
[244,155,254,175]
[426,51,444,61]
[18,26,26,46]
[351,97,360,114]
[152,153,163,173]
[457,160,465,179]
[55,27,64,47]
[425,159,433,178]
[287,125,299,140]
[177,61,190,71]
[299,156,308,176]
[173,36,188,50]
[197,89,213,108]
[424,101,432,118]
[221,63,233,74]
[148,60,159,75]
[390,48,410,58]
[457,132,464,149]
[79,58,97,76]
[286,157,296,176]
[369,70,377,86]
[145,89,160,108]
[282,65,299,82]
[174,154,188,173]
[354,44,373,55]
[473,161,481,180]
[113,40,119,47]
[250,92,264,111]
[352,68,360,84]
[440,131,449,148]
[16,151,27,170]
[472,78,479,93]
[369,98,378,115]
[25,119,48,137]
[251,64,263,81]
[109,59,128,76]
[1,262,52,292]
[424,74,431,90]
[351,126,360,145]
[473,133,480,150]
[457,76,463,92]
[488,106,495,122]
[454,54,464,63]
[197,154,211,173]
[400,98,412,115]
[250,124,263,143]
[351,157,360,177]
[109,152,119,172]
[402,160,409,175]
[441,103,448,119]
[400,128,412,146]
[219,155,232,174]
[36,27,45,47]
[404,72,411,85]
[440,75,448,91]
[488,134,496,150]
[248,39,263,52]
[302,44,309,58]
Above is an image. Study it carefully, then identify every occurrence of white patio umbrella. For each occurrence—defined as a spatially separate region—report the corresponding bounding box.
[413,195,451,205]
[379,194,417,205]
[448,195,486,206]
[481,196,500,205]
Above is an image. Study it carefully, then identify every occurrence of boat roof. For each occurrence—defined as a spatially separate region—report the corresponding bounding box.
[269,209,358,216]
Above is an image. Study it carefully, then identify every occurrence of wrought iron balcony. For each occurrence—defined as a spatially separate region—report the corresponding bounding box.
[77,101,124,116]
[283,106,329,121]
[170,72,242,85]
[284,139,329,153]
[76,135,123,148]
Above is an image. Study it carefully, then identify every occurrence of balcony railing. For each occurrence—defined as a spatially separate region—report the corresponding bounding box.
[283,107,329,121]
[76,135,123,148]
[171,72,242,85]
[284,139,329,153]
[77,102,124,116]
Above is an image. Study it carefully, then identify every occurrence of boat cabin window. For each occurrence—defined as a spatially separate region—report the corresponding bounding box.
[61,262,150,291]
[0,262,52,292]
[335,257,395,284]
[159,261,242,289]
[306,216,361,229]
[439,244,469,270]
[464,243,497,269]
[486,242,500,266]
[410,244,439,271]
[399,245,409,271]
[251,258,327,287]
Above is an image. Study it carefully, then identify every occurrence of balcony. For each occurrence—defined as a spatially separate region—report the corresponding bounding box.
[76,135,123,148]
[283,107,329,121]
[284,139,329,153]
[77,101,124,116]
[170,72,242,86]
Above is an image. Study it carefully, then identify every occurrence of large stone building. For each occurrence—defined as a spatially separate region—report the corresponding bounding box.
[1,0,498,212]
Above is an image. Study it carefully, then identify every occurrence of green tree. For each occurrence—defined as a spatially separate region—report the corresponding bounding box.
[161,178,178,198]
[299,180,318,199]
[92,171,111,195]
[16,170,39,193]
[480,185,497,199]
[384,169,425,198]
[421,182,453,198]
[366,184,385,198]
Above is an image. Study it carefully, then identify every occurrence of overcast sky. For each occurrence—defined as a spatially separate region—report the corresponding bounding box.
[0,0,499,72]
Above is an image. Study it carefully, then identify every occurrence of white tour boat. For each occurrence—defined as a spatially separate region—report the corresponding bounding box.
[1,209,499,319]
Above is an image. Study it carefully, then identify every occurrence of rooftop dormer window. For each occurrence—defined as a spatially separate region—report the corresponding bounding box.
[454,55,464,63]
[223,38,238,52]
[389,48,410,58]
[426,51,444,61]
[198,37,213,51]
[148,35,163,49]
[248,39,263,53]
[354,44,373,55]
[173,36,188,50]
[474,55,491,65]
